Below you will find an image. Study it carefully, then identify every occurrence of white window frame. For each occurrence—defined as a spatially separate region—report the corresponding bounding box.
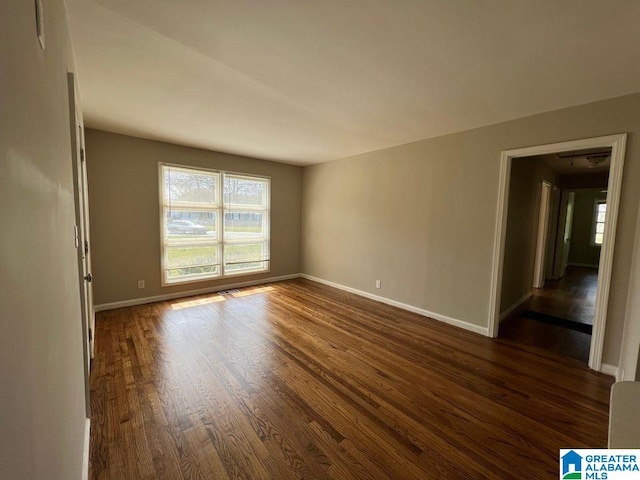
[591,198,606,247]
[159,163,270,286]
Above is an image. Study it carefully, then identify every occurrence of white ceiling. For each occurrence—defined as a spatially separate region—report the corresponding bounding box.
[66,0,640,166]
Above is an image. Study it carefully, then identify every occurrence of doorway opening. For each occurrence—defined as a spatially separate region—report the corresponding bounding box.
[488,135,626,373]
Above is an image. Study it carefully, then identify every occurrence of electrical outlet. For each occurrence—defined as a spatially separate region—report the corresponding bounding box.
[375,280,381,289]
[137,280,145,289]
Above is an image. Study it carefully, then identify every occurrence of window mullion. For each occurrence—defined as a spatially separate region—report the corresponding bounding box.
[220,172,225,277]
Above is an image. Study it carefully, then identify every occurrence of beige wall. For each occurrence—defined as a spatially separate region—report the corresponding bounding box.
[568,190,607,267]
[302,92,640,366]
[500,157,560,314]
[0,0,87,479]
[85,129,302,305]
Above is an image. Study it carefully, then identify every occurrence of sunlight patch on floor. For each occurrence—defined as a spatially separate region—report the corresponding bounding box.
[231,286,275,298]
[170,295,225,310]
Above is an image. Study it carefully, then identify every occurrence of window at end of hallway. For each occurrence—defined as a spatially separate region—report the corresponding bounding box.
[592,199,606,246]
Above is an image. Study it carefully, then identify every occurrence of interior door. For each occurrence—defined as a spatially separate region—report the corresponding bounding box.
[78,124,95,357]
[545,186,561,279]
[561,192,575,276]
[533,181,552,288]
[68,73,93,414]
[551,190,575,279]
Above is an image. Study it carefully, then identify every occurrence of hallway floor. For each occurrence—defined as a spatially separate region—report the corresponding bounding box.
[528,266,598,325]
[499,266,598,363]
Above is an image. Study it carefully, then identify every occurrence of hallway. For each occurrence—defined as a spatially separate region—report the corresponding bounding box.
[499,266,598,363]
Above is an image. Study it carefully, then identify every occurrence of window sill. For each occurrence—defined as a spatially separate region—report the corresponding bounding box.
[161,267,271,287]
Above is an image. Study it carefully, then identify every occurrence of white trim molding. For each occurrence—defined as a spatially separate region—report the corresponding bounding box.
[499,291,532,322]
[301,274,489,336]
[488,134,627,374]
[94,273,301,311]
[82,418,90,479]
[618,197,640,383]
[600,363,619,380]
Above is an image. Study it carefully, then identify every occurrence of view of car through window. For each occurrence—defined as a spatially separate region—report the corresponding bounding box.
[167,219,208,235]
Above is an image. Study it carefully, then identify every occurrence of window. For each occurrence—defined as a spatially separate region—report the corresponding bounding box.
[160,164,270,285]
[592,199,606,246]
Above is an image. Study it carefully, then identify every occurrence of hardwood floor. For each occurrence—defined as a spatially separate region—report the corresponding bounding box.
[90,278,613,480]
[499,315,592,363]
[499,266,598,363]
[527,266,598,325]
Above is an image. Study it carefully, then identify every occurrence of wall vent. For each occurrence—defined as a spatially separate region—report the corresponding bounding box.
[219,289,240,295]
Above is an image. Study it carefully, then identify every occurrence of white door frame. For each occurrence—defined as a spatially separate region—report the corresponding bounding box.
[551,190,576,280]
[488,134,627,372]
[533,181,552,289]
[68,72,93,415]
[78,123,95,358]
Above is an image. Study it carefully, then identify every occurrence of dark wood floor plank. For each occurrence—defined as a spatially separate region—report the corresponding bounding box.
[527,266,598,325]
[208,307,473,479]
[281,280,608,402]
[258,283,608,446]
[90,279,613,479]
[243,299,559,478]
[500,266,598,363]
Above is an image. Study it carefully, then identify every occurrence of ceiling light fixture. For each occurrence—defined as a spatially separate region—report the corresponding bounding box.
[587,154,609,168]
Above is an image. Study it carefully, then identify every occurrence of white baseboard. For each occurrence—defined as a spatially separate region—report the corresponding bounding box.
[499,291,532,321]
[300,274,489,336]
[601,363,619,380]
[94,273,301,312]
[567,262,599,269]
[82,418,90,479]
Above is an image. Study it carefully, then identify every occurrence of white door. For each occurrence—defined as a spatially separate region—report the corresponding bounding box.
[533,181,552,288]
[551,190,575,279]
[78,124,95,357]
[561,192,575,276]
[545,186,561,279]
[68,73,94,414]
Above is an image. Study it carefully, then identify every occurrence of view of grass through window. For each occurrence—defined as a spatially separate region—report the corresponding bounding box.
[161,165,270,284]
